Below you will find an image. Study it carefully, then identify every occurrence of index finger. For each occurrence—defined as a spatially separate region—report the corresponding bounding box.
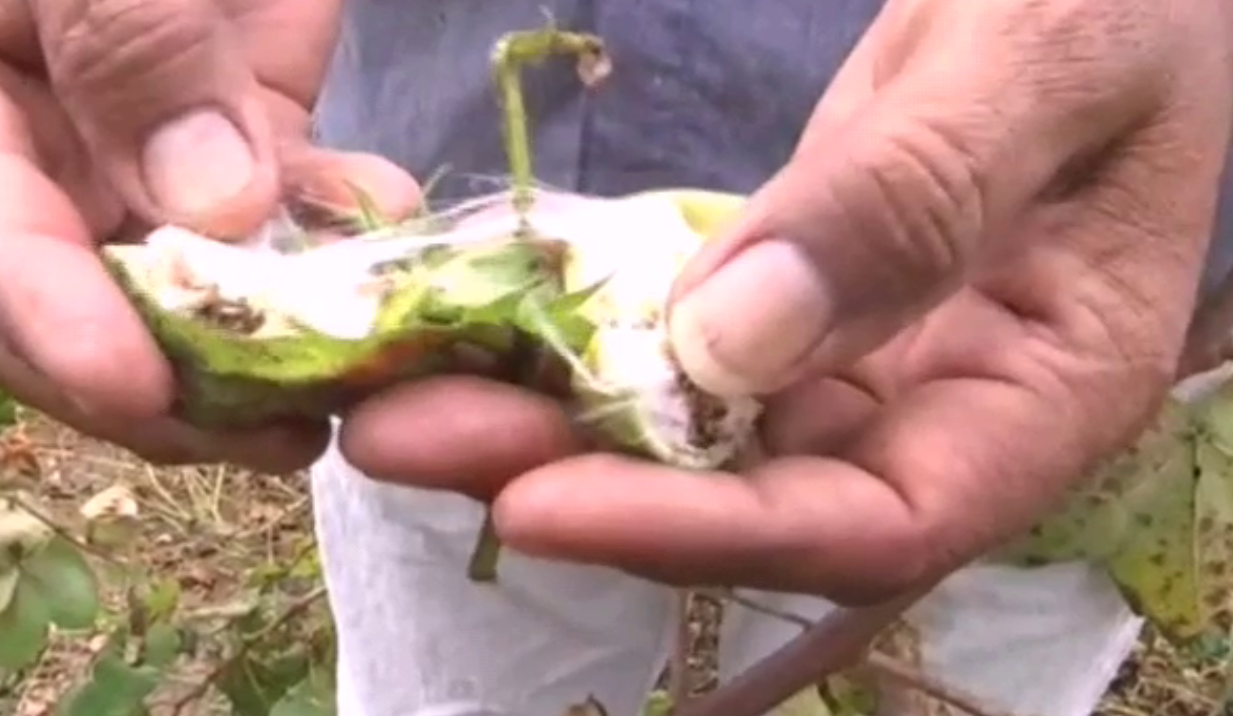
[0,90,172,417]
[486,377,1086,604]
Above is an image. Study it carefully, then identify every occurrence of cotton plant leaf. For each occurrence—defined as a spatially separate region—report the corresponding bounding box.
[997,398,1197,567]
[1190,381,1233,636]
[0,575,50,670]
[55,653,162,716]
[20,535,101,631]
[995,380,1233,645]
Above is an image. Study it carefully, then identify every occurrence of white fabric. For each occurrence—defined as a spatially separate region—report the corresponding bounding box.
[312,444,1147,716]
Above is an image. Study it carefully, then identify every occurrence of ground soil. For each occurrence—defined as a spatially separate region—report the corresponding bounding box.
[1,411,1229,716]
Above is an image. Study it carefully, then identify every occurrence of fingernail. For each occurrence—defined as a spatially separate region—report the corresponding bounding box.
[142,109,255,215]
[669,239,830,397]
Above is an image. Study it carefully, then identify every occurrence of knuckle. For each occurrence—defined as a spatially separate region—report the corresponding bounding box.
[799,116,984,303]
[44,0,221,122]
[842,118,985,288]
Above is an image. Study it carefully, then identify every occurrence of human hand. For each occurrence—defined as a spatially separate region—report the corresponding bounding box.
[338,0,1233,602]
[0,0,420,471]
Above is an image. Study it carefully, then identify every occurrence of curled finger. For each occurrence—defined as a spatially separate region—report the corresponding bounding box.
[339,376,582,502]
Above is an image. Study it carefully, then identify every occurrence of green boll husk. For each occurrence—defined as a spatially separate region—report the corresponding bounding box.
[102,216,579,429]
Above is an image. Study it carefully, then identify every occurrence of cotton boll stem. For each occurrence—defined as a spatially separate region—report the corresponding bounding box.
[467,511,502,583]
[490,26,609,228]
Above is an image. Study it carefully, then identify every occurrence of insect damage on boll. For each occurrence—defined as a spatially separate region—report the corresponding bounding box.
[560,192,764,470]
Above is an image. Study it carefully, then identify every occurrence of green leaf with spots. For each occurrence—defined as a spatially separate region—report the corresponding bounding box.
[997,381,1233,644]
[998,398,1197,569]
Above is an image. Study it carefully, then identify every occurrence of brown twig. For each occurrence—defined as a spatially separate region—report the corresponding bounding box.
[676,590,925,716]
[698,588,812,629]
[857,652,1019,716]
[703,588,1015,716]
[667,589,695,708]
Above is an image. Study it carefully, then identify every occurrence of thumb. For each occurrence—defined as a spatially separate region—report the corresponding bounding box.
[667,23,1165,397]
[30,0,279,238]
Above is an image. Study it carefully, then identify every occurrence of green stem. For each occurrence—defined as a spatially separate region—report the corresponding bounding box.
[490,27,609,231]
[467,510,502,583]
[465,25,611,586]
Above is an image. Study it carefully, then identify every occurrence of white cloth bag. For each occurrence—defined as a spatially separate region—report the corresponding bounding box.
[312,448,1144,716]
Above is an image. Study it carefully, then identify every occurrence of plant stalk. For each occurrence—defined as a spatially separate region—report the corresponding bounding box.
[467,510,501,583]
[491,27,610,230]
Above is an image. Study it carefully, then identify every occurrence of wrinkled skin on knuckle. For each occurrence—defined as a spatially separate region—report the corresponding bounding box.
[828,116,984,299]
[42,0,225,131]
[1050,255,1188,457]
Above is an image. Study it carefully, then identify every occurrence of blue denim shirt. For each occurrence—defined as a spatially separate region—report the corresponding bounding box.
[315,0,1233,296]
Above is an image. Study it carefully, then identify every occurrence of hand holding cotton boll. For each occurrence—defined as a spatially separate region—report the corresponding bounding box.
[0,0,421,470]
[345,0,1233,605]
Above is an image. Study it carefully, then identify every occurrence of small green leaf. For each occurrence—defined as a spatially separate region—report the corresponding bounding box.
[22,536,100,630]
[0,391,17,428]
[142,578,181,624]
[642,690,675,716]
[271,674,337,716]
[0,577,50,670]
[140,623,183,669]
[343,180,390,232]
[288,550,323,581]
[775,687,837,716]
[219,653,310,716]
[56,653,161,716]
[0,567,18,613]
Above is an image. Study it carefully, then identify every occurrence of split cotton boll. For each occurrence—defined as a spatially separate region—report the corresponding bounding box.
[101,188,762,471]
